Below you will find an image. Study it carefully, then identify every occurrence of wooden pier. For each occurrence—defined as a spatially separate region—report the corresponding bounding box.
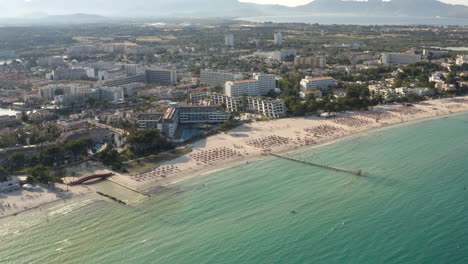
[270,153,362,176]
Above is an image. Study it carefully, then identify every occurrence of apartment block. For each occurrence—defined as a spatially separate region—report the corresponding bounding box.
[225,80,260,97]
[274,32,283,46]
[145,68,177,85]
[200,70,243,87]
[294,56,327,67]
[225,34,234,47]
[300,77,336,93]
[381,52,421,65]
[253,73,276,95]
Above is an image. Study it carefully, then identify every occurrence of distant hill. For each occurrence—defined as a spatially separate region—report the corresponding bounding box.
[4,0,468,20]
[9,0,288,18]
[297,0,468,19]
[0,14,110,26]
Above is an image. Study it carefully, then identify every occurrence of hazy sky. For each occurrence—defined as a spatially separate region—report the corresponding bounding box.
[239,0,468,6]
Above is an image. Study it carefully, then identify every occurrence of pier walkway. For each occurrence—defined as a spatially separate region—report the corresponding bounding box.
[270,153,362,176]
[69,173,114,186]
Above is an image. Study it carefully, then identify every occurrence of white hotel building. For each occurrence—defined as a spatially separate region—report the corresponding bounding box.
[200,70,243,87]
[381,52,421,65]
[225,80,260,97]
[274,32,283,46]
[190,92,286,118]
[225,34,234,47]
[225,74,276,97]
[300,77,336,93]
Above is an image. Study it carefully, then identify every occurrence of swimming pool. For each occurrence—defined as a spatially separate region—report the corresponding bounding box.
[180,129,203,140]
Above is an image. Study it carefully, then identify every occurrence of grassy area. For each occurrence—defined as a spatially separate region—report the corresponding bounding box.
[123,147,192,175]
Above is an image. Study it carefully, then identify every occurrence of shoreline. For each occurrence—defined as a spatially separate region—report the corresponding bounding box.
[1,97,468,219]
[131,97,468,191]
[160,110,467,188]
[0,183,93,220]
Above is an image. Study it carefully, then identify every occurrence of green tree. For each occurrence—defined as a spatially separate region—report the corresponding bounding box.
[96,146,124,171]
[126,129,174,156]
[220,121,239,131]
[446,72,457,85]
[21,111,28,122]
[0,166,8,182]
[26,164,61,184]
[212,85,224,93]
[9,152,26,171]
[39,145,64,166]
[64,138,95,159]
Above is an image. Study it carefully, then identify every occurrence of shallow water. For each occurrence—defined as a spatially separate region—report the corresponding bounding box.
[1,114,467,264]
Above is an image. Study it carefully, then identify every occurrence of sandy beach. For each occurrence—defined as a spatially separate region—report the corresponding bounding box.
[2,96,468,219]
[0,183,91,219]
[108,96,468,192]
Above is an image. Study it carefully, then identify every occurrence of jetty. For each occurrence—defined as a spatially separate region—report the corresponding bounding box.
[96,191,128,206]
[68,173,114,186]
[270,153,362,176]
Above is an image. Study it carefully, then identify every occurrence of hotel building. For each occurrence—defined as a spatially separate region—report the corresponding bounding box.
[200,70,243,87]
[300,77,336,93]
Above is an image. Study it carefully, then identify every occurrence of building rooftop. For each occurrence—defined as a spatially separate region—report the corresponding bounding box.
[303,77,335,81]
[163,107,177,120]
[303,90,323,94]
[229,80,258,84]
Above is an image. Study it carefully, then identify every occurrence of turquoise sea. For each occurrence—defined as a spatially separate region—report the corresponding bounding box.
[1,114,468,264]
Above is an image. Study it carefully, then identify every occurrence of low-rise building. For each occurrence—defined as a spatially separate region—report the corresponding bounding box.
[49,68,95,81]
[37,56,65,67]
[381,52,421,65]
[39,84,92,100]
[96,87,124,104]
[55,93,92,110]
[423,49,448,58]
[294,56,327,67]
[394,87,433,97]
[347,52,374,65]
[369,85,433,99]
[455,55,468,66]
[300,90,323,99]
[253,49,297,61]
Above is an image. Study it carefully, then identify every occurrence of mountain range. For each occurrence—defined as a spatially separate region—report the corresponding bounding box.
[2,0,468,21]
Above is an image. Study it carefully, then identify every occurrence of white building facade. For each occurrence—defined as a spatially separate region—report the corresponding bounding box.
[200,70,243,87]
[274,32,283,46]
[300,77,336,93]
[382,52,421,65]
[225,34,234,48]
[225,80,260,97]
